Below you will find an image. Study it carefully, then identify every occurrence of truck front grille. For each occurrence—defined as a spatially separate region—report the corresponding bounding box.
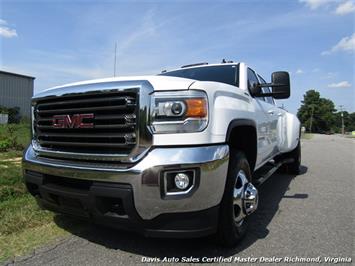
[33,90,138,155]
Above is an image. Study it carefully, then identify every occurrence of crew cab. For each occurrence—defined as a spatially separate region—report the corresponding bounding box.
[23,61,301,246]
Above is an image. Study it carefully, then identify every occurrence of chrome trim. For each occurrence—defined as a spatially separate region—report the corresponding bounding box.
[149,90,209,134]
[31,106,35,137]
[31,80,154,163]
[243,183,258,215]
[233,169,258,224]
[23,144,229,220]
[163,169,196,196]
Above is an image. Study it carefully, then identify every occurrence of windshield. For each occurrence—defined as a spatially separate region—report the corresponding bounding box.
[159,64,239,87]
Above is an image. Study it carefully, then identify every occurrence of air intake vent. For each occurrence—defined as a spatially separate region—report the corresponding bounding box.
[33,90,138,155]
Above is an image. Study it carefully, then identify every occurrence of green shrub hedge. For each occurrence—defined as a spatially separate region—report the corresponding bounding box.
[0,124,31,152]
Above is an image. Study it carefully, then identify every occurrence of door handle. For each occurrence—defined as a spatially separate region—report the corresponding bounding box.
[267,110,274,115]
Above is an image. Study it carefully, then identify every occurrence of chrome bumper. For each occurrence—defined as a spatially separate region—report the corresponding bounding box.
[23,144,229,220]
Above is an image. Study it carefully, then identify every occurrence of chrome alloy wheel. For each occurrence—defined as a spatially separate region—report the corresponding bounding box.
[233,170,259,224]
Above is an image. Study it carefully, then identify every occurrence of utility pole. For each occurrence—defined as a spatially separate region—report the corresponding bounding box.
[114,42,117,77]
[309,105,314,133]
[339,105,344,135]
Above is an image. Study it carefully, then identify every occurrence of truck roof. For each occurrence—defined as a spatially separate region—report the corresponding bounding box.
[36,61,242,97]
[163,62,241,73]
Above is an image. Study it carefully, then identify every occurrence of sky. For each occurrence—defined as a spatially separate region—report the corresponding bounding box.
[0,0,354,114]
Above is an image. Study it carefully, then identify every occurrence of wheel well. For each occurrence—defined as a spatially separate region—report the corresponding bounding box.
[227,125,257,172]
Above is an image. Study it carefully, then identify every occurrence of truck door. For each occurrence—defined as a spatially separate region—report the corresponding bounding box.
[257,75,289,155]
[247,68,274,164]
[257,74,279,158]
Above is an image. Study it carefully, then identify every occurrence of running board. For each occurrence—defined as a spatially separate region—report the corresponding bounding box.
[254,158,294,186]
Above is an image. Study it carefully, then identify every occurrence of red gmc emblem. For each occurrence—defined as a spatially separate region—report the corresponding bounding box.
[52,113,94,128]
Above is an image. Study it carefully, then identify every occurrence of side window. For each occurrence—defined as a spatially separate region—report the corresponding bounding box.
[263,87,275,105]
[248,68,264,101]
[247,68,259,91]
[257,74,274,105]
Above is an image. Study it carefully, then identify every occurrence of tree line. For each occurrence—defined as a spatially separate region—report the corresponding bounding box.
[297,90,355,133]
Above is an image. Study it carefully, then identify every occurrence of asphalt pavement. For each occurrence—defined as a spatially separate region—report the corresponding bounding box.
[5,134,354,265]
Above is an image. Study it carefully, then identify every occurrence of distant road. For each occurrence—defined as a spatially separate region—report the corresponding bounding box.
[6,134,354,266]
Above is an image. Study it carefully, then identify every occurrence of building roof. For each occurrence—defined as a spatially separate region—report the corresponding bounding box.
[0,70,35,79]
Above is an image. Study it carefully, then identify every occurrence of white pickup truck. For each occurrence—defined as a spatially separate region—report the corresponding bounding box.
[23,61,301,246]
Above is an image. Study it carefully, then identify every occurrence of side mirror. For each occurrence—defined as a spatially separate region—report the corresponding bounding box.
[271,71,290,99]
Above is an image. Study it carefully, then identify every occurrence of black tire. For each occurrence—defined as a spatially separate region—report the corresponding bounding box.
[216,149,251,247]
[278,141,301,175]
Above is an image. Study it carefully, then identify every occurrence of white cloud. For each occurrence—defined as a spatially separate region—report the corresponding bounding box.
[322,72,337,79]
[299,0,333,10]
[328,81,351,88]
[0,19,17,38]
[296,69,304,74]
[312,68,320,72]
[322,33,355,55]
[335,1,355,15]
[0,26,17,38]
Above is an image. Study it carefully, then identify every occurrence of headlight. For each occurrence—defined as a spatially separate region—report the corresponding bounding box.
[150,90,208,133]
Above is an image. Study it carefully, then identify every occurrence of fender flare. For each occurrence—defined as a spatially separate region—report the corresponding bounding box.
[225,119,258,172]
[225,119,257,142]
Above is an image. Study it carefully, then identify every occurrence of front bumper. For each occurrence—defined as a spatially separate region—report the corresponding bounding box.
[23,144,229,237]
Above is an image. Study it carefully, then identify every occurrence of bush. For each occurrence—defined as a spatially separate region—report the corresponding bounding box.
[0,123,30,151]
[0,106,8,114]
[0,106,22,123]
[8,107,21,124]
[0,138,11,152]
[6,125,23,150]
[20,117,31,124]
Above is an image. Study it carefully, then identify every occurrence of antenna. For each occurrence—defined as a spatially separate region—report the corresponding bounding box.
[114,42,117,77]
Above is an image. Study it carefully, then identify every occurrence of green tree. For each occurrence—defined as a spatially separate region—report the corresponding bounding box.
[333,111,355,132]
[297,90,336,133]
[349,113,355,131]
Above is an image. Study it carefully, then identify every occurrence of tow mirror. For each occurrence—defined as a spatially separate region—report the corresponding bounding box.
[257,71,290,99]
[271,71,290,99]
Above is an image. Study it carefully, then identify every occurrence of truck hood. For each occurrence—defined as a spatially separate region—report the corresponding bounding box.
[34,75,196,99]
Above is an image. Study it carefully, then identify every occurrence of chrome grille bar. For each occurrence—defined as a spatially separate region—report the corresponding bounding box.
[34,91,138,155]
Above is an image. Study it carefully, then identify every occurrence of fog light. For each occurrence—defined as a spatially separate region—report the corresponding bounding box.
[174,173,190,190]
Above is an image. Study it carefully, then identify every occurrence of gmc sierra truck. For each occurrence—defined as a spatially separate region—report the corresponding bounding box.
[23,61,301,246]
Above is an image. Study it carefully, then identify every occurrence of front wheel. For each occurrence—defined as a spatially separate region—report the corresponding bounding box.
[216,150,258,247]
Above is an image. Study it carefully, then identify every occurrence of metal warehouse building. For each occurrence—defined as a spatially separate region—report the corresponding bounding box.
[0,70,35,118]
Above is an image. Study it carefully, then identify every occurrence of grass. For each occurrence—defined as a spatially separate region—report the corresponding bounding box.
[0,194,87,262]
[0,195,64,261]
[301,133,314,140]
[0,123,31,151]
[0,218,68,261]
[0,125,88,263]
[0,151,25,202]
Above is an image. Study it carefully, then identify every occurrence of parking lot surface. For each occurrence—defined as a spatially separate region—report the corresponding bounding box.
[6,134,354,265]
